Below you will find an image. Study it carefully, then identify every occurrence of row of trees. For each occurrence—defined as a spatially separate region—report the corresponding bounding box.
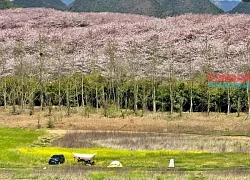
[0,71,250,116]
[1,28,250,117]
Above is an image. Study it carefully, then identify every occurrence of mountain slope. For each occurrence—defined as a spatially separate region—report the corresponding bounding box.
[13,0,67,10]
[0,8,250,77]
[157,0,224,16]
[69,0,164,17]
[230,1,250,13]
[0,0,15,9]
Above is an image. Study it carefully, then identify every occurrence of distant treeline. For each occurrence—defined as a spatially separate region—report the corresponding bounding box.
[0,72,249,116]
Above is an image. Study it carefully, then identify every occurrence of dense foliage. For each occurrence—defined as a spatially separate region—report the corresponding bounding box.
[230,1,250,13]
[157,0,223,16]
[69,0,223,17]
[69,0,164,17]
[13,0,67,10]
[2,0,250,17]
[0,72,249,113]
[0,0,14,9]
[0,9,250,114]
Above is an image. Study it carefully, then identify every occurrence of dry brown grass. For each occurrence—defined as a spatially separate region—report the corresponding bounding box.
[51,131,250,153]
[1,107,250,136]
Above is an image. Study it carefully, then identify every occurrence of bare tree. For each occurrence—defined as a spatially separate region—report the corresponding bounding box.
[145,35,163,113]
[201,36,214,116]
[188,53,194,114]
[126,40,142,114]
[242,40,250,117]
[35,34,48,111]
[50,37,68,111]
[0,46,8,109]
[104,40,119,106]
[168,46,176,115]
[13,38,26,111]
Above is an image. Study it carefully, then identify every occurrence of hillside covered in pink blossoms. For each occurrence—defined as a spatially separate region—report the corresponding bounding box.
[1,8,250,79]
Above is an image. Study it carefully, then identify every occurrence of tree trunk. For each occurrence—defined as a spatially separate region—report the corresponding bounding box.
[40,88,43,111]
[125,91,128,111]
[102,86,108,117]
[75,78,79,112]
[48,96,52,116]
[120,93,123,109]
[95,86,98,110]
[29,91,34,115]
[58,77,61,110]
[116,87,120,109]
[4,78,7,109]
[170,81,173,115]
[12,90,16,114]
[66,84,70,117]
[153,83,156,113]
[142,84,146,117]
[189,81,193,114]
[207,89,210,116]
[85,93,88,106]
[111,78,115,103]
[179,98,183,117]
[81,74,84,107]
[169,60,174,115]
[102,86,105,105]
[21,76,24,111]
[108,81,112,104]
[133,80,138,113]
[237,97,241,117]
[161,97,164,113]
[227,88,230,115]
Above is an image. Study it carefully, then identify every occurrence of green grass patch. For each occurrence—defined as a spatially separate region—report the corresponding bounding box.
[17,147,250,171]
[0,127,44,148]
[0,127,45,168]
[2,127,250,177]
[88,172,115,180]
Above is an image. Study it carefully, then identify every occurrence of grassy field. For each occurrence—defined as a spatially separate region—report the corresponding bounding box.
[17,146,250,171]
[1,127,250,179]
[1,107,250,179]
[0,128,45,168]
